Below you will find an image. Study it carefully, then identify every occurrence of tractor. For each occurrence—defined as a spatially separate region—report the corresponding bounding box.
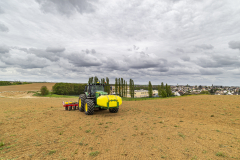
[78,82,122,115]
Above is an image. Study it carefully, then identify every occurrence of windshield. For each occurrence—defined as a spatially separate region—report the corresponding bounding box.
[92,85,104,93]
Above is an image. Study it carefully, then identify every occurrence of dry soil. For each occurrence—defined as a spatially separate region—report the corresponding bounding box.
[0,85,240,160]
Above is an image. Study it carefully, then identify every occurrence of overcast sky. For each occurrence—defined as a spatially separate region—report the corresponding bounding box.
[1,0,240,86]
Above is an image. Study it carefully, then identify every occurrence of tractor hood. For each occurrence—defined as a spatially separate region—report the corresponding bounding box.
[96,91,108,95]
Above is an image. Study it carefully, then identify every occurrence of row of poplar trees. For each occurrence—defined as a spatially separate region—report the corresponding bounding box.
[114,78,135,98]
[148,81,172,98]
[158,82,172,98]
[88,76,110,94]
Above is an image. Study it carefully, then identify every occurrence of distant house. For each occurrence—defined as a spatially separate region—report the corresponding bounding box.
[178,91,184,96]
[174,92,181,96]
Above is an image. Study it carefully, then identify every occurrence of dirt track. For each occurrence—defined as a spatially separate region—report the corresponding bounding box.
[0,86,240,159]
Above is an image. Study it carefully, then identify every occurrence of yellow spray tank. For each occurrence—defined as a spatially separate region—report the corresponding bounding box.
[97,95,122,108]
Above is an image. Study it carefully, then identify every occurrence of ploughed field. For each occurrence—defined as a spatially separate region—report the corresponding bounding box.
[0,86,240,159]
[0,83,55,92]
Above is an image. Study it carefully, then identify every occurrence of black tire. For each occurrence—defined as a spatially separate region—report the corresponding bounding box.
[65,107,68,111]
[109,108,119,113]
[68,106,72,111]
[84,99,95,115]
[79,94,86,112]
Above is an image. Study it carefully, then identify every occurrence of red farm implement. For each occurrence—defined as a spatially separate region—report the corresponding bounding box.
[62,101,78,111]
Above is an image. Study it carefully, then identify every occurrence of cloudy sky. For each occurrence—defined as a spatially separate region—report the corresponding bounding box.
[1,0,240,86]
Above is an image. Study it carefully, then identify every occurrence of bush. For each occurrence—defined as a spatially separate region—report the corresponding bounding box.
[52,83,87,95]
[0,81,12,86]
[40,86,49,95]
[200,90,210,94]
[0,81,31,86]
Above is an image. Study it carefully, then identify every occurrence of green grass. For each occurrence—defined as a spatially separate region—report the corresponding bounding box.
[48,150,56,155]
[89,151,100,157]
[178,133,185,138]
[0,142,4,147]
[122,97,162,101]
[33,92,78,98]
[216,152,226,157]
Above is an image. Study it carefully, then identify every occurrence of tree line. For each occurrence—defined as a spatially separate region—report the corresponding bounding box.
[52,83,87,95]
[0,81,31,86]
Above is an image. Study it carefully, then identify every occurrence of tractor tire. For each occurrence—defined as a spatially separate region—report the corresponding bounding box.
[78,94,86,112]
[68,106,72,111]
[65,107,68,111]
[109,108,119,113]
[84,99,95,115]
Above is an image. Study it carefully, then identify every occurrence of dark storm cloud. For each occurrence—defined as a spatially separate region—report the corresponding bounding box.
[196,55,240,68]
[199,69,223,75]
[0,45,10,53]
[195,44,214,50]
[36,0,97,15]
[125,50,167,69]
[64,52,102,67]
[180,56,190,61]
[46,47,65,53]
[228,41,240,50]
[2,54,49,69]
[101,58,129,71]
[29,48,61,61]
[0,23,9,32]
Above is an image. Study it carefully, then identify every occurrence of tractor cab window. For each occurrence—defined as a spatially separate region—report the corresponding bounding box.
[92,85,104,93]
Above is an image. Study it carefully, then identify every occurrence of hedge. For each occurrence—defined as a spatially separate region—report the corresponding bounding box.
[0,81,31,86]
[52,83,87,95]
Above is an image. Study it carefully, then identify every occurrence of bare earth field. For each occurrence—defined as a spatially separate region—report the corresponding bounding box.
[0,85,240,159]
[0,83,55,92]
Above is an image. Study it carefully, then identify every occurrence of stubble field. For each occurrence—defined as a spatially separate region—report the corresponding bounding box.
[0,83,240,160]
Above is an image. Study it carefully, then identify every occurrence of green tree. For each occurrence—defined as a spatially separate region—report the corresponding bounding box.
[157,85,161,97]
[115,78,118,95]
[165,84,172,97]
[105,77,110,94]
[148,81,153,98]
[123,80,125,97]
[130,79,135,98]
[118,78,121,97]
[41,86,49,96]
[125,81,127,97]
[94,76,98,84]
[88,77,93,84]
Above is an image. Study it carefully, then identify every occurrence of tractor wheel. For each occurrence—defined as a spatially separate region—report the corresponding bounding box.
[109,108,119,113]
[84,99,95,115]
[79,94,86,112]
[65,107,68,111]
[68,106,72,111]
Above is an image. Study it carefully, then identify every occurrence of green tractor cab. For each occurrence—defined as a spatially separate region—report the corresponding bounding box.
[78,82,122,115]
